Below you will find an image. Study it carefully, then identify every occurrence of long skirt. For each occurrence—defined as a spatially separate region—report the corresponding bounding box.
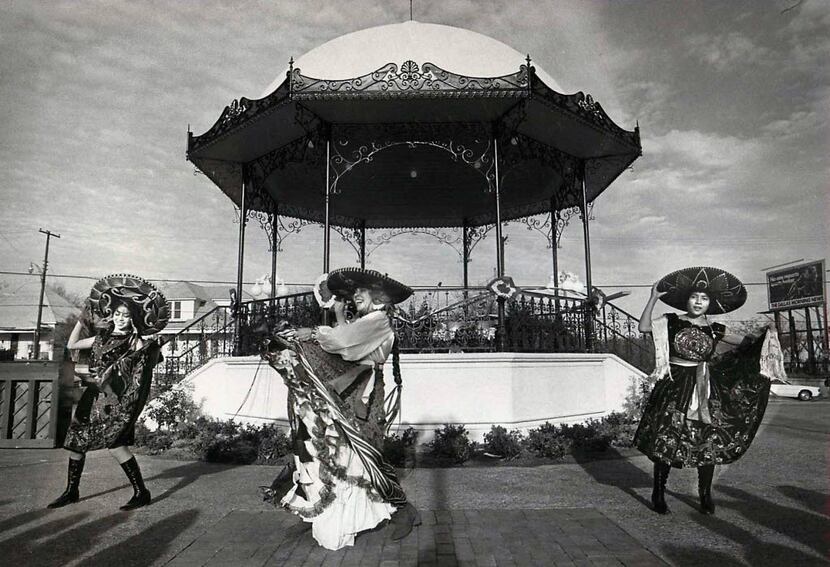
[634,335,770,467]
[63,343,160,453]
[262,341,404,550]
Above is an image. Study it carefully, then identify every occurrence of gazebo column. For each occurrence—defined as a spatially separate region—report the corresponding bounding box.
[323,136,332,273]
[233,165,249,356]
[550,198,559,288]
[493,136,506,350]
[462,221,470,289]
[550,198,561,313]
[270,201,278,301]
[579,161,594,351]
[359,220,366,269]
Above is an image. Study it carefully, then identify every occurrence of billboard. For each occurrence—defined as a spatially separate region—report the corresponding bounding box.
[766,259,825,311]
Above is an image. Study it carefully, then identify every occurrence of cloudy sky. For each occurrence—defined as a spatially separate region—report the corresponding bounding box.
[0,0,827,318]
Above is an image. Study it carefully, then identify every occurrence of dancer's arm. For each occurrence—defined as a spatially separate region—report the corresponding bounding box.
[639,281,666,333]
[66,320,96,350]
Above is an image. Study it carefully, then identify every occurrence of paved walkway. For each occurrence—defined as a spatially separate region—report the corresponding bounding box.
[168,508,665,567]
[0,399,827,566]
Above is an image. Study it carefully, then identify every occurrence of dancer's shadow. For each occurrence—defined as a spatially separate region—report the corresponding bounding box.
[0,499,12,507]
[777,484,830,518]
[670,491,824,566]
[718,485,829,558]
[0,511,109,566]
[0,507,54,533]
[77,509,199,566]
[572,448,654,510]
[79,460,238,505]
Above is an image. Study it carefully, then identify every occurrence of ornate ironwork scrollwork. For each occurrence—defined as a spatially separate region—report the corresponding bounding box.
[248,130,326,209]
[532,83,639,148]
[273,216,317,253]
[327,122,495,194]
[366,227,465,259]
[331,224,363,260]
[189,82,292,155]
[465,223,500,260]
[291,61,530,99]
[512,203,594,251]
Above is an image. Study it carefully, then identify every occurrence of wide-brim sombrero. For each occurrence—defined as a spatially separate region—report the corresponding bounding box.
[89,274,170,334]
[326,268,413,305]
[657,266,746,315]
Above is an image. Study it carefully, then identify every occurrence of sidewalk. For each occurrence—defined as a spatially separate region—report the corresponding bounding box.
[0,399,827,566]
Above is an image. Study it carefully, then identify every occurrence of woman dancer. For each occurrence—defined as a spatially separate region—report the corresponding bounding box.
[48,274,168,511]
[261,268,419,550]
[634,266,786,515]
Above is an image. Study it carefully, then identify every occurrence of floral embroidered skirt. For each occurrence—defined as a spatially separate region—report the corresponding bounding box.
[261,341,405,550]
[634,339,771,467]
[63,347,157,453]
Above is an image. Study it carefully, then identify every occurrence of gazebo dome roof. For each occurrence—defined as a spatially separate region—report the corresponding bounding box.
[261,20,562,96]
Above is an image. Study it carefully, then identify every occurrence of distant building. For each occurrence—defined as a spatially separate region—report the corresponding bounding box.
[0,285,80,361]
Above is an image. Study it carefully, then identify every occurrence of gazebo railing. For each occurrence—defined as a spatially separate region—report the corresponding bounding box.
[592,300,655,374]
[153,287,653,386]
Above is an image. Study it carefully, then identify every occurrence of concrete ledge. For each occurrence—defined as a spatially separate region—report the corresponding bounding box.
[175,352,646,441]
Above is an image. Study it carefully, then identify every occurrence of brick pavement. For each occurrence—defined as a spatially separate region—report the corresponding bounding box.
[167,508,666,567]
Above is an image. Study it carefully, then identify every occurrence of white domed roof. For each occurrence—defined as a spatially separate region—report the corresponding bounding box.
[261,21,561,97]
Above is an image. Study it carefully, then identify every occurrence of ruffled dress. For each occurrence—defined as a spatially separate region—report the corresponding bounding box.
[634,313,786,467]
[262,310,405,550]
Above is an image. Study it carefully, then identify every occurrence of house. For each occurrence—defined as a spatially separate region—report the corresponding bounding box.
[0,284,80,361]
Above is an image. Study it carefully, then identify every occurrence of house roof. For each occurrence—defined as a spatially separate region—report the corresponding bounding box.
[0,284,81,331]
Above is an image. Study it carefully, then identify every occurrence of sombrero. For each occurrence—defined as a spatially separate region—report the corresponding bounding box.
[656,266,746,315]
[326,268,413,305]
[89,274,170,334]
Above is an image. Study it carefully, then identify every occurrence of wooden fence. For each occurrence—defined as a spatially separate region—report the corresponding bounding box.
[0,361,62,448]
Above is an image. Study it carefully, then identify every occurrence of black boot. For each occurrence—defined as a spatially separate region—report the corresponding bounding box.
[390,502,422,541]
[47,456,85,509]
[651,461,671,515]
[698,464,715,515]
[119,457,151,510]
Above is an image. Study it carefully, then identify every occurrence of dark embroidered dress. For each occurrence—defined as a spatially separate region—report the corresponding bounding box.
[64,331,159,453]
[634,313,771,467]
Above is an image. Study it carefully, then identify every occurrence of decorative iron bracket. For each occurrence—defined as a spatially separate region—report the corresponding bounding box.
[327,122,496,194]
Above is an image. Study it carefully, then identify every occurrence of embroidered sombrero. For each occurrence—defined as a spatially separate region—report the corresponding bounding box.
[326,268,413,305]
[88,274,170,334]
[656,266,747,315]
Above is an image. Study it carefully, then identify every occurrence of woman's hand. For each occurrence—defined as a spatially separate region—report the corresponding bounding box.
[649,281,668,301]
[277,327,314,341]
[331,298,348,325]
[331,299,346,317]
[294,328,314,341]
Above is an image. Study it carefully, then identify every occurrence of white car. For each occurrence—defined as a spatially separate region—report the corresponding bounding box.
[769,378,822,401]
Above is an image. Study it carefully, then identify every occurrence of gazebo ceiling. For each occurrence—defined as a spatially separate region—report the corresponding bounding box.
[188,21,641,229]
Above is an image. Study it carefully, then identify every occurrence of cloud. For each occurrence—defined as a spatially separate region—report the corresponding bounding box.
[685,32,771,71]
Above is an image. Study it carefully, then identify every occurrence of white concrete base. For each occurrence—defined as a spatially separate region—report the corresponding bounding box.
[173,353,646,442]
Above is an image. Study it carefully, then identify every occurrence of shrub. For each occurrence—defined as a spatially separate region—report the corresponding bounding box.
[134,421,174,455]
[255,423,292,465]
[383,427,419,467]
[429,423,473,465]
[483,425,524,459]
[144,388,200,430]
[135,416,292,465]
[590,411,639,448]
[523,422,571,459]
[558,422,612,452]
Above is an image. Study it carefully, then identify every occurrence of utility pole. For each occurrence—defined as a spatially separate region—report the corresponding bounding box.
[32,228,60,360]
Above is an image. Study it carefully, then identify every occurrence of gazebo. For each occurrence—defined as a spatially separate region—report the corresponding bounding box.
[188,21,638,303]
[174,22,649,437]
